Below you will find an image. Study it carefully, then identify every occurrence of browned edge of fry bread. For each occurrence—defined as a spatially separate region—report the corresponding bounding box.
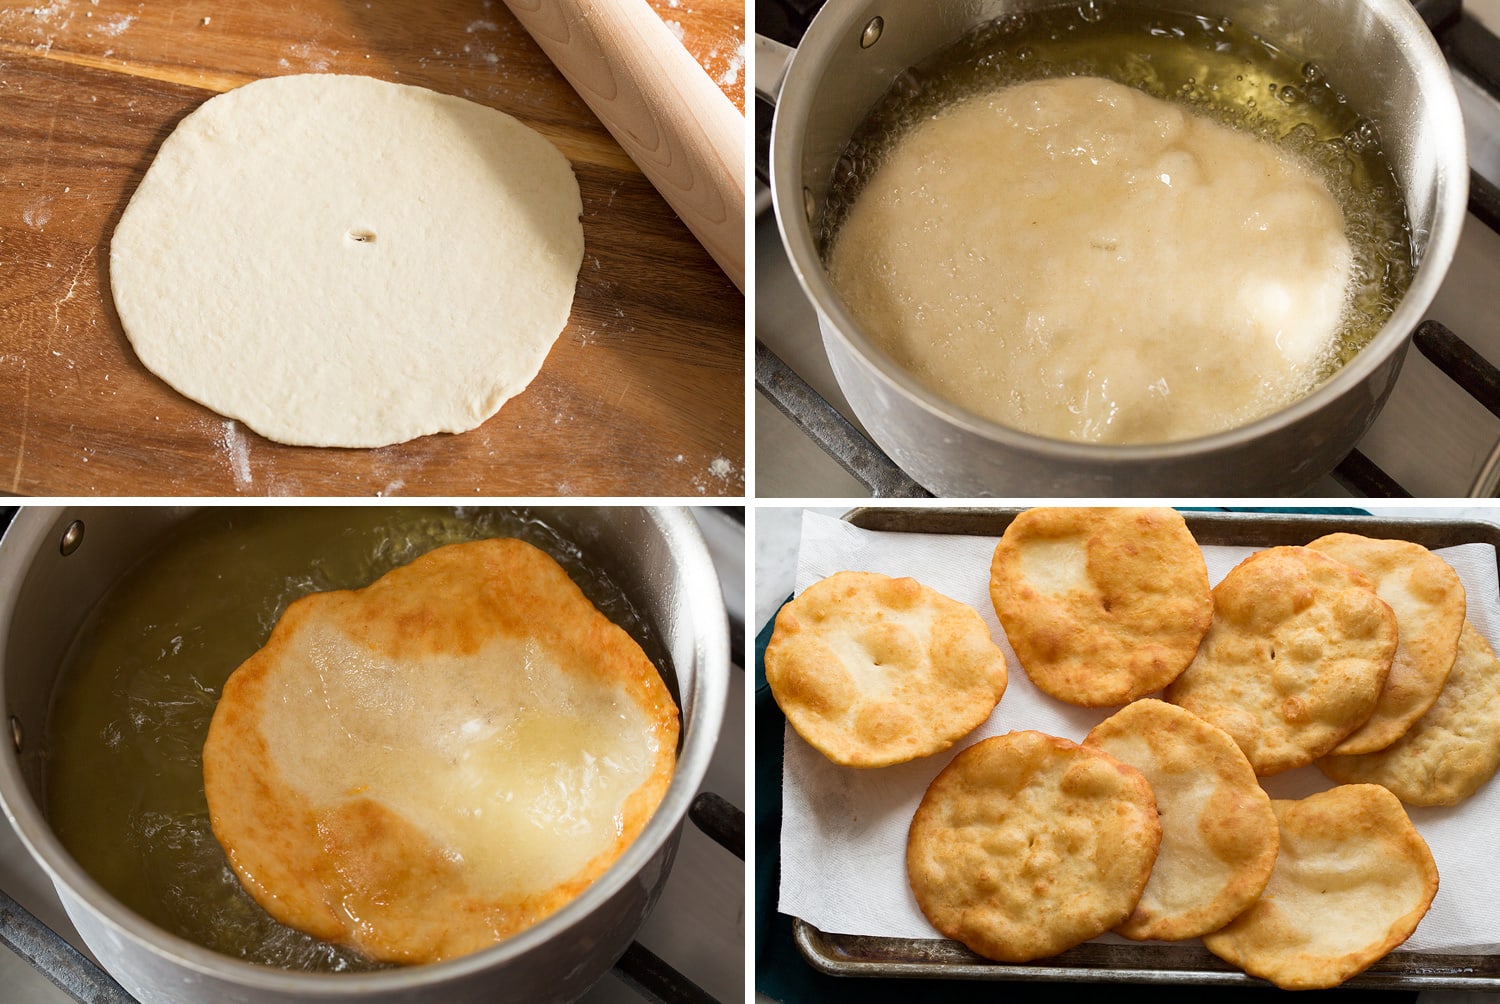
[1321,620,1500,805]
[1306,533,1465,755]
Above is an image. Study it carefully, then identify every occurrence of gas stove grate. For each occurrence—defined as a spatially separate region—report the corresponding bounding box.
[755,0,1500,498]
[0,889,132,1004]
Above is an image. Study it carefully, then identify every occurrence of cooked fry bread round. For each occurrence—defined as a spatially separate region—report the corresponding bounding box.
[907,730,1161,963]
[1202,784,1438,990]
[1083,700,1278,941]
[203,539,679,964]
[988,507,1212,706]
[1306,533,1465,755]
[1165,546,1397,775]
[765,571,1008,767]
[1320,620,1500,805]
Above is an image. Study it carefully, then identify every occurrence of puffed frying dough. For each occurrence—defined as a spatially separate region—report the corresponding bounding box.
[203,539,678,964]
[1305,533,1465,754]
[1083,700,1278,941]
[906,731,1161,963]
[825,76,1353,445]
[1166,546,1397,775]
[1202,784,1438,990]
[988,507,1212,707]
[1320,621,1500,805]
[765,571,1008,767]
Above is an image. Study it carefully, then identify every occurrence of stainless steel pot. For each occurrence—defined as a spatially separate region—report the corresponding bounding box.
[1473,438,1500,496]
[0,506,728,1004]
[761,0,1468,495]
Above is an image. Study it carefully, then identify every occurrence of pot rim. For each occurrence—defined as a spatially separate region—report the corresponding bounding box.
[0,505,729,996]
[770,0,1469,467]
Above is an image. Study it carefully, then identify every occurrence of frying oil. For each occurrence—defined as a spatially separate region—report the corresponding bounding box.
[820,3,1414,372]
[43,508,672,972]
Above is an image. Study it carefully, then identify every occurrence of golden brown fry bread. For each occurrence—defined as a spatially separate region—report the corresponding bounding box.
[1166,546,1397,775]
[988,507,1212,706]
[765,571,1008,767]
[1306,533,1465,754]
[907,731,1161,962]
[1321,620,1500,805]
[1083,700,1278,941]
[203,539,679,965]
[1203,784,1438,990]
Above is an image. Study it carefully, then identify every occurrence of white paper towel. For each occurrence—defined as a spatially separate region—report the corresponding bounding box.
[778,510,1500,954]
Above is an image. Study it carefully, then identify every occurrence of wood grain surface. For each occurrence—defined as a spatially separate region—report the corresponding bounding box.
[0,0,745,498]
[508,0,746,289]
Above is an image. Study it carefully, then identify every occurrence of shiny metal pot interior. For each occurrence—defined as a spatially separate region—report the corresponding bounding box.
[0,506,728,1004]
[768,0,1468,495]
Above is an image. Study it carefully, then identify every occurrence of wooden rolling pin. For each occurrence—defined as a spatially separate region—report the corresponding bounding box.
[504,0,745,291]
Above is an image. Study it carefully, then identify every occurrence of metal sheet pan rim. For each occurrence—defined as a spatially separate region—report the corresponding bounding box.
[795,919,1500,988]
[782,505,1500,990]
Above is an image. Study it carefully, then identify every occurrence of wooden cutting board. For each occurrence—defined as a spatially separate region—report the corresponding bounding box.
[0,0,744,497]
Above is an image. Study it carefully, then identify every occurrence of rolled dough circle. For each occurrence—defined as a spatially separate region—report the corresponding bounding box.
[110,74,584,448]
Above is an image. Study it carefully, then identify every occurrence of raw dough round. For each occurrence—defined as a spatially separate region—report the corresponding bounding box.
[111,74,584,448]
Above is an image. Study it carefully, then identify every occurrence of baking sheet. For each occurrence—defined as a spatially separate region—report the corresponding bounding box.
[779,507,1500,989]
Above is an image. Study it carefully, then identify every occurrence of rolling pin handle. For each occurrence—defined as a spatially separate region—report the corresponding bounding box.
[504,0,746,291]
